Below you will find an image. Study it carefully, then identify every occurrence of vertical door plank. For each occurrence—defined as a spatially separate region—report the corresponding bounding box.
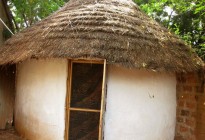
[99,60,106,140]
[65,60,72,140]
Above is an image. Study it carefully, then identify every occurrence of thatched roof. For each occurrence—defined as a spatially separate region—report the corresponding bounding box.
[0,0,203,72]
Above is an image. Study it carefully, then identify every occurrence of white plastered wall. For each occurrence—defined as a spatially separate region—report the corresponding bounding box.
[15,59,68,140]
[104,65,177,140]
[15,61,176,140]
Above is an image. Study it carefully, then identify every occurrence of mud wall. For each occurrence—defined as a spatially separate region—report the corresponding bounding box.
[104,66,177,140]
[15,59,68,140]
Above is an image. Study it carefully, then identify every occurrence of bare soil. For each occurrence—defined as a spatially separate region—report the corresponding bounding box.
[0,128,24,140]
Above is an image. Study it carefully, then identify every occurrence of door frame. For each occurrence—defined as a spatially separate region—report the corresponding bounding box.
[64,59,106,140]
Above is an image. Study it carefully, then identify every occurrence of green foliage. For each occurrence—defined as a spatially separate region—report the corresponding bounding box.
[134,0,205,61]
[8,0,67,30]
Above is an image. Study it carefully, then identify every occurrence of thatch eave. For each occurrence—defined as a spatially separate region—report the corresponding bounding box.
[0,0,203,72]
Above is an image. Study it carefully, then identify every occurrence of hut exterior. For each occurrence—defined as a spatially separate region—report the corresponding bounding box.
[15,59,176,140]
[0,0,203,140]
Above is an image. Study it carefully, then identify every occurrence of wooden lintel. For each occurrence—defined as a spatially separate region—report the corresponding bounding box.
[70,107,100,113]
[71,59,104,64]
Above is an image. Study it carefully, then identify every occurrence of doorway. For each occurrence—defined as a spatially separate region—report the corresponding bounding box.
[65,60,106,140]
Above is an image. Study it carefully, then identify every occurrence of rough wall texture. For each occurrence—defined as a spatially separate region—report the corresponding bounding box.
[175,70,205,140]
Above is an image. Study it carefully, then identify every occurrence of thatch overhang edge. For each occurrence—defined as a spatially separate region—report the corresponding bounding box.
[0,0,203,72]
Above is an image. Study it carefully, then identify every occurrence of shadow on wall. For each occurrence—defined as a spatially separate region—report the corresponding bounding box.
[0,65,16,130]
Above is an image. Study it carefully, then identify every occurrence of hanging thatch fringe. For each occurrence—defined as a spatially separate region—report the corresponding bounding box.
[0,0,203,72]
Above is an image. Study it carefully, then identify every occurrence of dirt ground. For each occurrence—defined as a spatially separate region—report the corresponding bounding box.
[0,128,24,140]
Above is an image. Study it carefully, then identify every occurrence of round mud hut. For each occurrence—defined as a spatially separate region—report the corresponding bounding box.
[0,0,203,140]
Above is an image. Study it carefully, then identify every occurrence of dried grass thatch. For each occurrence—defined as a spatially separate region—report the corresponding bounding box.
[0,0,203,72]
